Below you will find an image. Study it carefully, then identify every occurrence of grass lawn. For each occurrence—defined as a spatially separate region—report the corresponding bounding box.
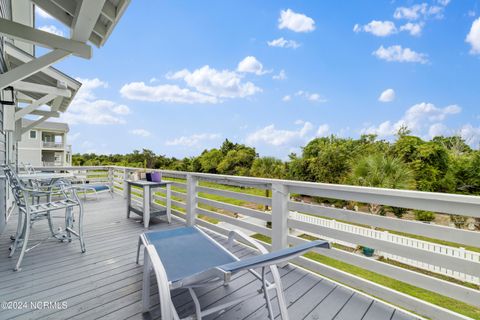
[250,233,480,320]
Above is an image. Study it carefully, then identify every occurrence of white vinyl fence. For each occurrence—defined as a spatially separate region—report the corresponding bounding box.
[289,211,480,285]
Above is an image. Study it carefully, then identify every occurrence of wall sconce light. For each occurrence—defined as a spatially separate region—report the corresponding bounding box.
[0,86,15,105]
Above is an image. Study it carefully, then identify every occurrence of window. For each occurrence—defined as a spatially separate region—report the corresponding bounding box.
[29,130,37,139]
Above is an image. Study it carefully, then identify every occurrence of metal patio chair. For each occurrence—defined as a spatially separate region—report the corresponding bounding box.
[136,226,330,320]
[1,165,85,271]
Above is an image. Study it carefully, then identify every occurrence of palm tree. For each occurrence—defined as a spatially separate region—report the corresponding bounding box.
[349,154,415,214]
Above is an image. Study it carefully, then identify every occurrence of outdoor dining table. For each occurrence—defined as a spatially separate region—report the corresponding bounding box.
[18,172,75,182]
[125,180,172,228]
[18,172,76,202]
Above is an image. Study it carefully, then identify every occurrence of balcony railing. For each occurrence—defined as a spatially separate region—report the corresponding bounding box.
[42,141,64,148]
[33,165,480,320]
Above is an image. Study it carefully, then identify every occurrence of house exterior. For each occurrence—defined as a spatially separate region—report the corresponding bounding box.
[0,0,130,232]
[17,119,72,167]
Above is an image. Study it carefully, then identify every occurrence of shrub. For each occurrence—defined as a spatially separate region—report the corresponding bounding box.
[414,210,435,222]
[390,206,407,218]
[450,215,467,228]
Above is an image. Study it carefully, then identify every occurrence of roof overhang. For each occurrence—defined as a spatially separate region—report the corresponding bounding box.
[31,0,132,47]
[5,42,81,114]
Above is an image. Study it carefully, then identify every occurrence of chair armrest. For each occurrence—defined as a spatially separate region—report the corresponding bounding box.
[227,229,269,255]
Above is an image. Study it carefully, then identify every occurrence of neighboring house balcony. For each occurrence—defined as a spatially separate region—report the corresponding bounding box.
[42,141,64,149]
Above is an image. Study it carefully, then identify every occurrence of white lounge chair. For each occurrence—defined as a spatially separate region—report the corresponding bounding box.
[137,226,330,320]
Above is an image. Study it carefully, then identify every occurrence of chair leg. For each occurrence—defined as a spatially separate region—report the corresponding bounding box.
[136,237,143,264]
[262,267,275,320]
[270,265,289,320]
[47,211,56,237]
[15,211,31,271]
[9,211,24,257]
[65,208,72,242]
[78,202,86,253]
[189,288,202,320]
[142,249,152,313]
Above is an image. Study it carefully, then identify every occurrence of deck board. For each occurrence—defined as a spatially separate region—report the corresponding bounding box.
[0,195,419,320]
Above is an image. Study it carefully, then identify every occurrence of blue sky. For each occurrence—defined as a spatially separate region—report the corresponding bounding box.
[35,1,480,158]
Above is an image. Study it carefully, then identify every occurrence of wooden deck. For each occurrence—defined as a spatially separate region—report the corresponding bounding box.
[0,195,420,320]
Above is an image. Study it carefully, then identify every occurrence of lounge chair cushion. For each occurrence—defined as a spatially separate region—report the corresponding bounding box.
[144,227,236,282]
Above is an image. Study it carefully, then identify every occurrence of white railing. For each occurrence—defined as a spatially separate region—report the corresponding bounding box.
[42,141,64,148]
[34,165,480,320]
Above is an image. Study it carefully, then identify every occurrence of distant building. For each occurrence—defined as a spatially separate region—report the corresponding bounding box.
[17,120,72,167]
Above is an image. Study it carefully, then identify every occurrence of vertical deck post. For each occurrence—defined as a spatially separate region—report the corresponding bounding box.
[271,183,289,256]
[186,174,197,226]
[123,168,129,199]
[107,167,113,190]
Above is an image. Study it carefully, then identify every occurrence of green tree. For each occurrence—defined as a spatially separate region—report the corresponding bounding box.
[349,154,415,214]
[250,157,286,179]
[198,149,223,173]
[349,154,415,189]
[217,148,257,175]
[392,136,450,192]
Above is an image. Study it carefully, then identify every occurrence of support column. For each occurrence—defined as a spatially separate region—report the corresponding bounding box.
[271,183,289,254]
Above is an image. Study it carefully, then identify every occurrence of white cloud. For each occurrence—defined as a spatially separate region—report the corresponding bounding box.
[437,0,450,7]
[149,77,158,83]
[246,121,313,146]
[400,22,423,36]
[317,124,330,136]
[129,129,151,137]
[166,133,220,147]
[394,3,446,20]
[237,56,267,75]
[373,45,428,63]
[459,124,480,148]
[278,9,315,33]
[267,37,301,49]
[378,88,396,102]
[168,65,261,98]
[282,95,291,102]
[428,123,450,138]
[362,102,461,137]
[38,25,64,37]
[36,6,53,19]
[61,78,130,125]
[122,60,263,104]
[120,82,219,104]
[466,17,480,54]
[273,70,287,80]
[295,90,327,102]
[354,20,397,37]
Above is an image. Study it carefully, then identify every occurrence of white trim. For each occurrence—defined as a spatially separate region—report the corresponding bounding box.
[0,17,91,58]
[13,81,71,98]
[0,49,70,90]
[71,1,106,42]
[15,93,56,120]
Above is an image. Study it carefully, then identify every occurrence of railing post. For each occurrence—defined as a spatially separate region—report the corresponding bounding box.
[123,168,129,199]
[272,183,289,254]
[186,174,197,226]
[108,167,114,190]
